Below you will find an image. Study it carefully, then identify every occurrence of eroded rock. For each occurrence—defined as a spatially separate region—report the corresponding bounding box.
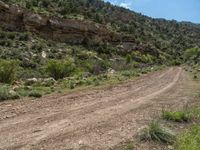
[0,1,134,45]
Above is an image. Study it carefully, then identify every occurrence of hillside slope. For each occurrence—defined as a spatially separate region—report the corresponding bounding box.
[0,0,200,99]
[1,0,200,59]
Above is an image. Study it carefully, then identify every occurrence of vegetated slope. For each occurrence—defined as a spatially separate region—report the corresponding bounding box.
[0,0,199,93]
[2,0,200,60]
[0,0,160,80]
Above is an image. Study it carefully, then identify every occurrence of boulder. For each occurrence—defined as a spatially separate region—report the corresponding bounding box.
[42,78,56,86]
[25,78,38,86]
[0,1,9,10]
[107,68,115,74]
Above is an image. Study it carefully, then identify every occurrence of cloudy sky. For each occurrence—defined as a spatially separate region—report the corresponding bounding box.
[104,0,200,23]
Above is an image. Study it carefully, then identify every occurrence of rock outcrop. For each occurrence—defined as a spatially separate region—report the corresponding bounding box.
[0,1,134,45]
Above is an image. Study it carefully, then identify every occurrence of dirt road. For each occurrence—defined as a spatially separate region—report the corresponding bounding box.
[0,67,198,150]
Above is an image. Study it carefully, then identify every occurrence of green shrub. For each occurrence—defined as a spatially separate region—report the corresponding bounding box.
[28,91,42,98]
[169,59,182,66]
[184,47,200,61]
[163,111,192,122]
[0,86,20,101]
[121,70,136,77]
[81,59,110,75]
[126,54,132,64]
[0,59,19,84]
[140,54,154,64]
[126,142,135,150]
[18,33,29,41]
[139,121,175,144]
[193,74,198,79]
[46,58,76,80]
[93,80,100,86]
[7,32,15,40]
[95,43,116,54]
[68,81,75,89]
[0,86,10,101]
[0,31,6,39]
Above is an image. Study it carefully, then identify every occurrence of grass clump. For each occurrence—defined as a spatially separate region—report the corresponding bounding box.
[0,86,20,101]
[191,108,200,120]
[176,125,200,150]
[139,121,175,144]
[126,142,135,150]
[163,111,192,122]
[28,91,42,98]
[68,81,75,89]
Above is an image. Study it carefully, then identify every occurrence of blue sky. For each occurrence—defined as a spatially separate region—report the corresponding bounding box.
[104,0,200,23]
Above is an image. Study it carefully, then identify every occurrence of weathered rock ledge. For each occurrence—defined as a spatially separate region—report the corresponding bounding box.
[0,1,134,45]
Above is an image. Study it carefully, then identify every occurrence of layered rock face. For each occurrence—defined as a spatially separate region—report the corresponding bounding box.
[0,1,134,45]
[0,2,25,31]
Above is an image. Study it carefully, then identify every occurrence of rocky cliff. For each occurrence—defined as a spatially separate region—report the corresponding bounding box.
[0,1,134,45]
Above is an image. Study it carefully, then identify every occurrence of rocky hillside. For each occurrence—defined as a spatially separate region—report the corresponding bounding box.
[0,1,125,44]
[0,0,166,74]
[1,0,200,59]
[0,0,199,100]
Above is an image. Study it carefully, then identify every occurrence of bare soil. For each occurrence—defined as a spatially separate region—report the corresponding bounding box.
[0,67,199,150]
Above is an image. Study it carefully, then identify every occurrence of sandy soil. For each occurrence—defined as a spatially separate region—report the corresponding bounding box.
[0,67,198,150]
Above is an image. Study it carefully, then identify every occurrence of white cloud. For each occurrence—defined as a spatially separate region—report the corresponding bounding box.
[119,2,132,9]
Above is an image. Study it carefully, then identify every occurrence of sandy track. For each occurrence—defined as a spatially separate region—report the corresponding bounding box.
[0,67,193,150]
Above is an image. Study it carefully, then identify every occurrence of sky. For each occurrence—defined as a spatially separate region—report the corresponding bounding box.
[104,0,200,23]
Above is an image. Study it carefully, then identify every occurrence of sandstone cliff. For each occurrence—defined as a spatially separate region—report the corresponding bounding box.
[0,1,134,45]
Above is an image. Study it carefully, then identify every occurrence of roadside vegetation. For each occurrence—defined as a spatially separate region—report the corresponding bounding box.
[164,67,200,150]
[0,27,167,101]
[0,86,19,101]
[175,107,200,150]
[139,121,175,144]
[162,110,192,122]
[0,62,164,101]
[137,106,200,149]
[135,65,200,149]
[177,124,200,150]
